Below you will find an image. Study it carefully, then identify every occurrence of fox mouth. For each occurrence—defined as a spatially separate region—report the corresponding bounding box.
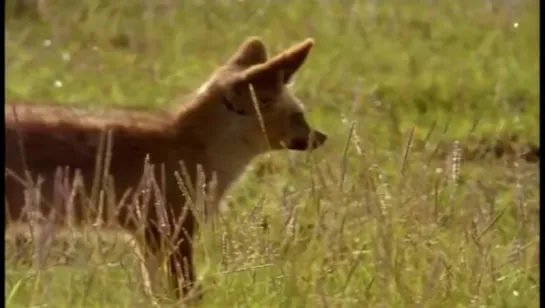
[287,131,327,151]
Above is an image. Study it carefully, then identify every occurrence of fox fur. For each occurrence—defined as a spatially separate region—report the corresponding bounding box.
[4,37,327,301]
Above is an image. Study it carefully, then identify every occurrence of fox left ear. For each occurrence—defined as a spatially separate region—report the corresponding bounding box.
[241,38,315,85]
[227,36,268,68]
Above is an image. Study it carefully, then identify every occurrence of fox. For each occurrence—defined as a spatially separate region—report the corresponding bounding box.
[4,36,327,301]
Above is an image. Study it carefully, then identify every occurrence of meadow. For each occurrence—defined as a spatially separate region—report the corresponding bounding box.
[5,0,539,307]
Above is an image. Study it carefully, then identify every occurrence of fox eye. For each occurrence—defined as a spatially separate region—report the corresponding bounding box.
[260,98,273,105]
[257,98,276,111]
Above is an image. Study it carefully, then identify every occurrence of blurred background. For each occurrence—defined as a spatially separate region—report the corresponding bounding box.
[5,1,539,307]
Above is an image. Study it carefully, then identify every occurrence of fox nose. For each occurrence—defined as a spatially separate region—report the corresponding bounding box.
[311,130,327,149]
[286,130,327,151]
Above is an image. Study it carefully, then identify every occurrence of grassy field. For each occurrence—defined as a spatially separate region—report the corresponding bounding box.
[5,0,540,307]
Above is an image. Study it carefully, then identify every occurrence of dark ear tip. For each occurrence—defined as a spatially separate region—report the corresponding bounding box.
[285,38,315,60]
[230,36,268,66]
[295,38,315,52]
[240,36,267,51]
[302,38,315,47]
[244,36,265,45]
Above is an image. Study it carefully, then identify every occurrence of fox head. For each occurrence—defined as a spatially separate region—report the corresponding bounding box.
[192,37,327,154]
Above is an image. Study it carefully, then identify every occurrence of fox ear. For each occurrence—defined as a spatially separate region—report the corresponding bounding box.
[227,37,268,68]
[242,38,314,84]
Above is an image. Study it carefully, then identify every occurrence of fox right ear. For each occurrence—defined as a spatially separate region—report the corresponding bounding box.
[242,38,314,85]
[227,37,268,68]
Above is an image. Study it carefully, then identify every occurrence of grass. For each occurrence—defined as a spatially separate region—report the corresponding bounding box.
[5,0,539,307]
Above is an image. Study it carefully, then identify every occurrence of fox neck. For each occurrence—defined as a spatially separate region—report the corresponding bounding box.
[172,93,264,199]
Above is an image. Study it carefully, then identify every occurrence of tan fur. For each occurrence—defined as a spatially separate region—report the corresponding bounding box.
[4,37,327,301]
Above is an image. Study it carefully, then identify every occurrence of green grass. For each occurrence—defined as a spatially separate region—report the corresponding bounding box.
[5,0,539,307]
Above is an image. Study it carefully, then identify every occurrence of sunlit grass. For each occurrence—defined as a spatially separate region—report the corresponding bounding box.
[5,0,539,307]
